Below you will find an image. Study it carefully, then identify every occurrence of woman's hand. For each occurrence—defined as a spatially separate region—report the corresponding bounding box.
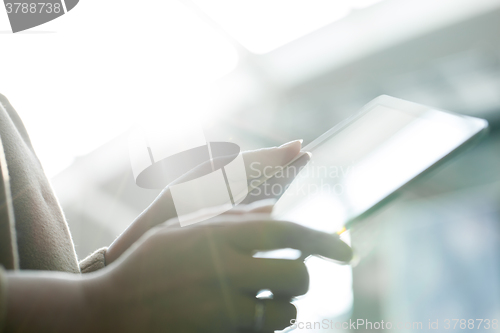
[87,215,352,333]
[3,211,351,333]
[105,140,307,264]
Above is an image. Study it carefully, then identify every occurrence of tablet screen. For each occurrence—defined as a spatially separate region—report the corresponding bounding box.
[272,98,487,233]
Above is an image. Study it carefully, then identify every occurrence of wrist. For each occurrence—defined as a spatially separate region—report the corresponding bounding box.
[80,271,114,333]
[106,188,176,264]
[5,272,97,333]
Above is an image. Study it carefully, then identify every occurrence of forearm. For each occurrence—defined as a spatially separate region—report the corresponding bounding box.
[106,188,177,264]
[5,271,97,333]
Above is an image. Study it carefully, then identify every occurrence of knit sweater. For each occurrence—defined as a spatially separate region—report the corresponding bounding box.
[0,93,107,328]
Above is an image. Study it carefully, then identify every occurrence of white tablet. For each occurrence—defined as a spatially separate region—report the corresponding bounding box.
[271,95,488,233]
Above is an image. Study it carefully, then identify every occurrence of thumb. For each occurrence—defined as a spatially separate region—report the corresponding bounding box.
[243,140,303,180]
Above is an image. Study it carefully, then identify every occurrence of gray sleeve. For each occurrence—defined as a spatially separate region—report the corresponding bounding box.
[0,266,7,333]
[79,247,107,273]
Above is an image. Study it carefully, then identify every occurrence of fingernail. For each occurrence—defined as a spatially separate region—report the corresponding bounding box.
[279,140,302,148]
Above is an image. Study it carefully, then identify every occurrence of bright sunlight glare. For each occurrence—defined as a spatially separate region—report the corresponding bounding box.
[0,0,238,178]
[192,0,386,54]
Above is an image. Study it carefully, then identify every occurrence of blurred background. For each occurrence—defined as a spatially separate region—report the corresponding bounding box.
[1,0,500,331]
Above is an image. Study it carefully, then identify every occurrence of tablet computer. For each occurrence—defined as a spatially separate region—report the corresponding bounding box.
[268,95,488,233]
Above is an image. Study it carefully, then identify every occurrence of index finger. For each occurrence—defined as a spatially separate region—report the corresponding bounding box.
[223,219,353,263]
[242,140,302,180]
